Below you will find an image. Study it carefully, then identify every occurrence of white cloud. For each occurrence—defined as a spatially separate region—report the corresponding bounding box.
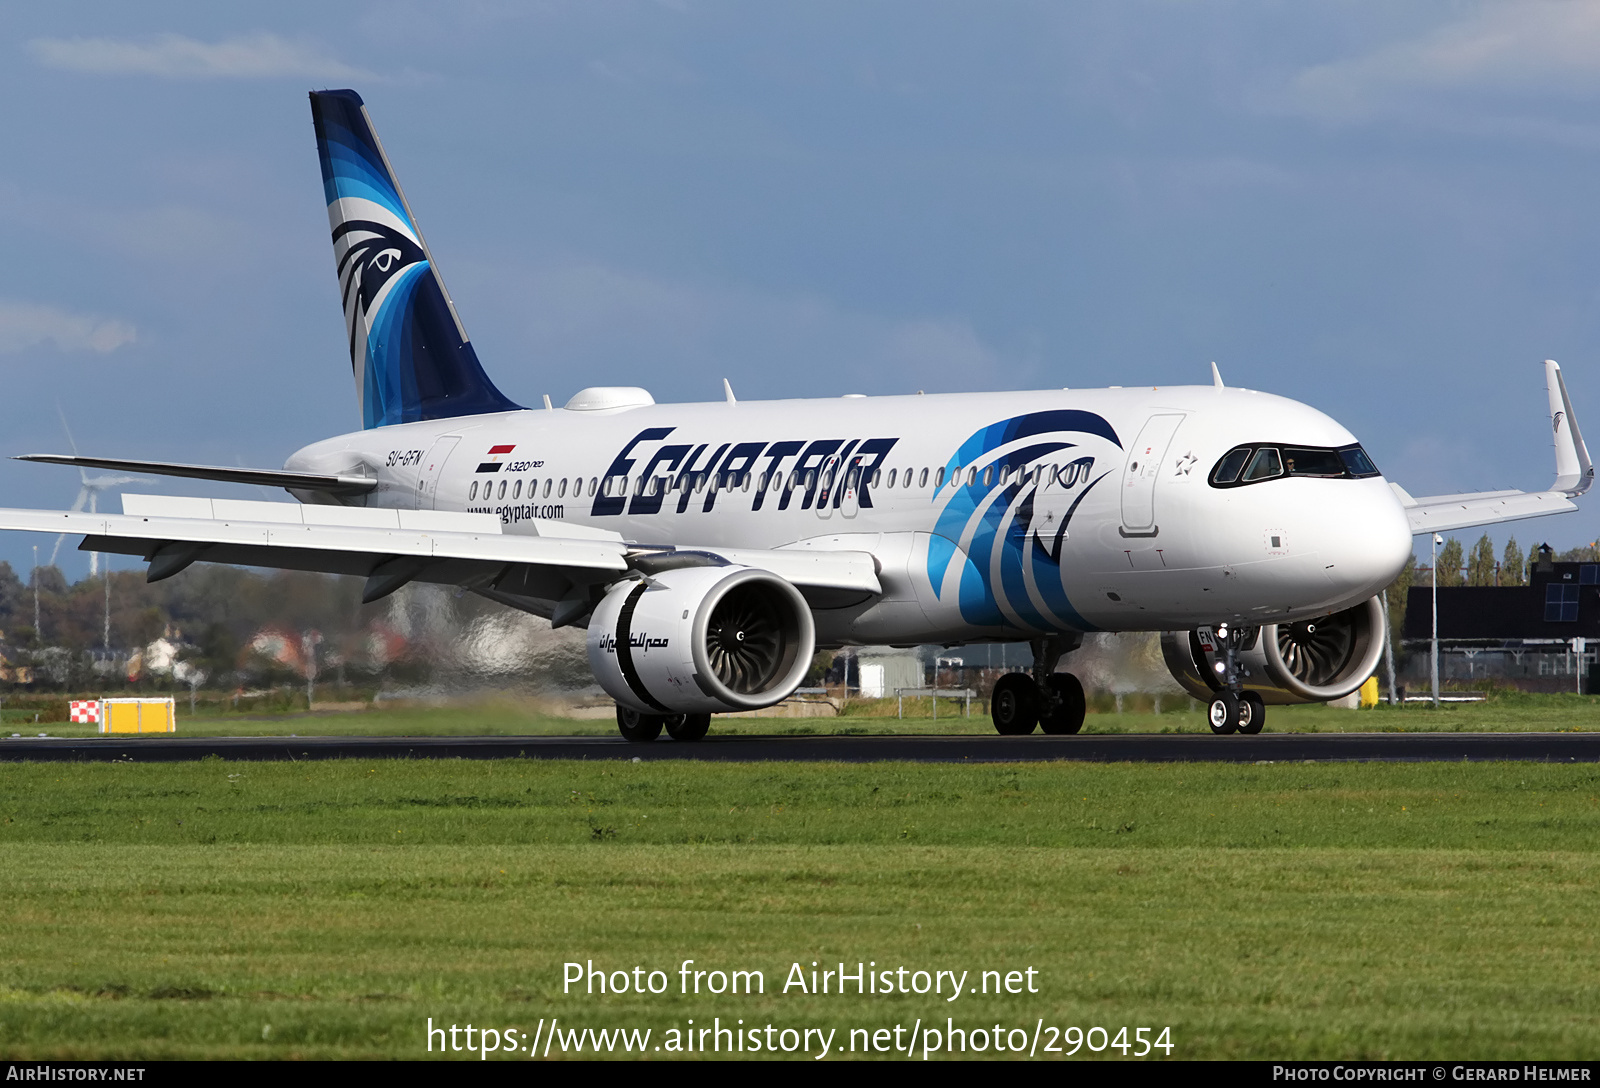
[28,32,373,81]
[0,301,135,355]
[1284,2,1600,122]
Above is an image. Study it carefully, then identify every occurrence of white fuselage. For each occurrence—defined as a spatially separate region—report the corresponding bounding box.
[285,384,1413,647]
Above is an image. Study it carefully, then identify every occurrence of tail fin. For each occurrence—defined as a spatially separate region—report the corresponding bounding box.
[310,89,519,429]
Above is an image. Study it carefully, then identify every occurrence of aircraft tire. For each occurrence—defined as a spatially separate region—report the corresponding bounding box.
[991,673,1041,735]
[1207,691,1240,735]
[1039,673,1087,735]
[1237,692,1266,734]
[616,707,665,742]
[667,713,712,742]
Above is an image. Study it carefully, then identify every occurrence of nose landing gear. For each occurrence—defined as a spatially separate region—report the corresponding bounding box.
[988,633,1088,736]
[1202,623,1268,735]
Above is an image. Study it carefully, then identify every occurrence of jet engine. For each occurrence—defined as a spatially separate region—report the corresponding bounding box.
[587,566,815,715]
[1160,595,1387,705]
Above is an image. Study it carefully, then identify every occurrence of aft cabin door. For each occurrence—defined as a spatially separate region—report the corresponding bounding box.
[415,435,461,510]
[1120,414,1184,536]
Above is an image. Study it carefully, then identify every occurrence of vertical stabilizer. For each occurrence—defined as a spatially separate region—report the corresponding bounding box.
[310,90,519,429]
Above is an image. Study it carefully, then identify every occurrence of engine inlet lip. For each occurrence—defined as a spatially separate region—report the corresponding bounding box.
[689,568,814,710]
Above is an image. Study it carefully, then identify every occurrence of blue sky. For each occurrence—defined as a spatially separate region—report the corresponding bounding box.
[2,2,1599,579]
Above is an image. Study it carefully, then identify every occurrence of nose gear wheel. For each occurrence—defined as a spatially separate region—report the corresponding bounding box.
[1207,691,1240,735]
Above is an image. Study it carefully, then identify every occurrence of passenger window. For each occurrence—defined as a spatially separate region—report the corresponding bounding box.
[544,479,553,498]
[1242,447,1283,482]
[512,480,522,500]
[497,480,507,500]
[468,481,478,501]
[925,468,935,488]
[558,478,568,498]
[887,468,897,488]
[1211,448,1251,485]
[589,477,597,497]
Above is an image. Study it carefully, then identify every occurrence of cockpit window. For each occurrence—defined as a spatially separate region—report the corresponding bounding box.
[1210,443,1382,488]
[1242,447,1283,482]
[1211,447,1251,485]
[1281,447,1345,477]
[1339,446,1380,477]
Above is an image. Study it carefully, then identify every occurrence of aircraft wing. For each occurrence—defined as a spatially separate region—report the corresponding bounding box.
[0,493,880,619]
[1390,360,1593,535]
[13,454,378,496]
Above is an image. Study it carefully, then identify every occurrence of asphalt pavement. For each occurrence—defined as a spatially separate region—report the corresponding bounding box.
[1,731,1597,763]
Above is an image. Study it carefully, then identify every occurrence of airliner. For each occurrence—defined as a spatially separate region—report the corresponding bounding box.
[3,90,1590,740]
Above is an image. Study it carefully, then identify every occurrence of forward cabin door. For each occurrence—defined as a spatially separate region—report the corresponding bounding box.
[415,435,462,510]
[1119,414,1184,537]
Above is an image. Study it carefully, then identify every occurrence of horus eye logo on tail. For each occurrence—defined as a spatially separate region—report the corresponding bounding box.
[310,89,519,429]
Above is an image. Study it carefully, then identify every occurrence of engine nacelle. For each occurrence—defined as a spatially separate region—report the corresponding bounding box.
[587,566,815,715]
[1160,595,1387,705]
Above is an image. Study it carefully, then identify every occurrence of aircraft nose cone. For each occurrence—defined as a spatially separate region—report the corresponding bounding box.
[1316,481,1413,604]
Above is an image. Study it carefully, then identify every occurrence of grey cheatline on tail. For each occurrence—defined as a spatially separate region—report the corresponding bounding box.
[5,91,1592,741]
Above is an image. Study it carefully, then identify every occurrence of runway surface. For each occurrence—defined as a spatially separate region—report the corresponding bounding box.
[1,731,1598,763]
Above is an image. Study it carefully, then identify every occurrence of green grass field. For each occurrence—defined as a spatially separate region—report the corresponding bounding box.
[1,758,1598,1059]
[8,687,1600,739]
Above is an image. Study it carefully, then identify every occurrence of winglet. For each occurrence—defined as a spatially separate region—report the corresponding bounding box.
[1546,360,1593,495]
[723,378,737,405]
[1210,361,1224,389]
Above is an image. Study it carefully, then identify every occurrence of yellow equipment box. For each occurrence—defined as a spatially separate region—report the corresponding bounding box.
[100,698,176,734]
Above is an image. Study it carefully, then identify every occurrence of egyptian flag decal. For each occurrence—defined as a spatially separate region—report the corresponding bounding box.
[477,444,515,473]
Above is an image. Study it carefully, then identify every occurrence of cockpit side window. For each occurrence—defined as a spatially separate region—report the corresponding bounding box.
[1339,446,1381,477]
[1242,447,1283,482]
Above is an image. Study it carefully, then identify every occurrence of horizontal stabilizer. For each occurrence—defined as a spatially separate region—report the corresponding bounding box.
[16,455,377,496]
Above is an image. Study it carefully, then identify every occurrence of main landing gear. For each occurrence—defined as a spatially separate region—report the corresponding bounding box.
[616,707,712,743]
[990,634,1088,736]
[1202,623,1267,735]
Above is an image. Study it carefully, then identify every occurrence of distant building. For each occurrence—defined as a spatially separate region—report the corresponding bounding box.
[1403,558,1599,692]
[857,650,925,698]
